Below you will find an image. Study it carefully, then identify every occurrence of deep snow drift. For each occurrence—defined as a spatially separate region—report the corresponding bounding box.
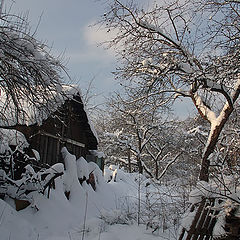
[0,149,180,240]
[0,147,236,240]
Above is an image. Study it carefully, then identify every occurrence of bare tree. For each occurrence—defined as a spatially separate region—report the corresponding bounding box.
[106,90,164,174]
[0,5,69,125]
[98,0,240,182]
[97,84,191,179]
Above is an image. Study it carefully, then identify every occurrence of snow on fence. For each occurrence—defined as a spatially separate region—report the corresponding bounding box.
[178,198,219,240]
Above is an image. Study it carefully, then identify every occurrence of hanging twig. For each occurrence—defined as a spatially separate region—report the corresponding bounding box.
[82,191,88,240]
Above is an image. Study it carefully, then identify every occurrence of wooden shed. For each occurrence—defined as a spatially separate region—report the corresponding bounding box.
[0,85,102,171]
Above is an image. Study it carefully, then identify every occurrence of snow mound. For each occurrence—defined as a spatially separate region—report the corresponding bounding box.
[0,199,37,240]
[77,156,90,179]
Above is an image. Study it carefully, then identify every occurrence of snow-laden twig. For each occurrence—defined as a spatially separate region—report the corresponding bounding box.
[157,152,183,180]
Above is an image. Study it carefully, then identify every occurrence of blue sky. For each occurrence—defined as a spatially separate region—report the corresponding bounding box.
[7,0,117,101]
[5,0,195,118]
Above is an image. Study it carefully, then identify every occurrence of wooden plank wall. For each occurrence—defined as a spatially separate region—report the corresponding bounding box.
[35,134,85,165]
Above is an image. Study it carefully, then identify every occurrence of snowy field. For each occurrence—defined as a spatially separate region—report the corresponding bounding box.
[0,150,180,240]
[0,146,236,240]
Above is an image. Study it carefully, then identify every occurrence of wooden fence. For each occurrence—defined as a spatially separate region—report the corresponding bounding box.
[178,198,219,240]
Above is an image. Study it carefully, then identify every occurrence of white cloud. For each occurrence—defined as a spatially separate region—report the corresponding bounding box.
[83,21,118,58]
[84,22,115,44]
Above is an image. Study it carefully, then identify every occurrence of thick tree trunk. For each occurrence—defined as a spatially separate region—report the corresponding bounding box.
[199,81,240,181]
[199,123,229,181]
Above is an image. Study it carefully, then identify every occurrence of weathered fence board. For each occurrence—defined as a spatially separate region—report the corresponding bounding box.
[179,198,219,240]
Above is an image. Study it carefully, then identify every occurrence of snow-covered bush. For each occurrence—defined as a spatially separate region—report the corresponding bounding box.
[0,130,65,207]
[62,147,105,199]
[2,163,63,203]
[77,156,90,182]
[0,128,30,179]
[104,165,185,235]
[62,147,80,197]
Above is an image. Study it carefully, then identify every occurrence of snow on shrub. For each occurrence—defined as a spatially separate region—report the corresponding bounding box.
[0,128,29,151]
[88,161,104,188]
[99,208,135,225]
[0,130,64,206]
[62,147,78,193]
[104,167,113,182]
[2,162,64,205]
[105,164,136,184]
[77,156,90,180]
[61,147,85,201]
[0,128,31,180]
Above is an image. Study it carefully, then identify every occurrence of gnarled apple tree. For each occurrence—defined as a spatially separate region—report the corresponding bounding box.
[99,0,240,182]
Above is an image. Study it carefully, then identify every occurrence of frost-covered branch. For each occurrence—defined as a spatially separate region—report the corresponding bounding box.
[0,9,69,123]
[157,152,182,180]
[191,93,217,124]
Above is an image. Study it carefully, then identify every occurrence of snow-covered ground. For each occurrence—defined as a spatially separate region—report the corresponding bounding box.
[0,152,180,240]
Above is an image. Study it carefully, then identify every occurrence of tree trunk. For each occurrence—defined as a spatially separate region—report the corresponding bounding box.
[137,156,143,174]
[155,160,159,179]
[199,125,224,181]
[199,84,240,181]
[127,148,132,173]
[199,121,232,181]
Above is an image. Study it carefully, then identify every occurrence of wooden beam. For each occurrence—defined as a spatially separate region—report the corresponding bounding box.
[38,131,85,148]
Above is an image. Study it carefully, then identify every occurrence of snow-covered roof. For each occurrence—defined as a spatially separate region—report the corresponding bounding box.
[0,84,98,142]
[0,85,97,139]
[0,84,80,127]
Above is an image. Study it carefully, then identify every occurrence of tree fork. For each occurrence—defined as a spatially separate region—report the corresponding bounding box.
[199,80,240,182]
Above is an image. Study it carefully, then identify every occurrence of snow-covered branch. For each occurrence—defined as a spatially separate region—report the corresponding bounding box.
[191,93,217,124]
[199,78,233,107]
[157,152,182,180]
